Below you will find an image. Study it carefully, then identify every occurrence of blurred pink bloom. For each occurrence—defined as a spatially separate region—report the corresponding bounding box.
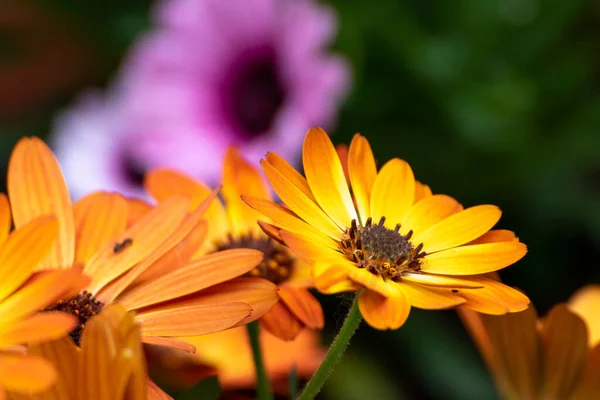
[52,0,351,199]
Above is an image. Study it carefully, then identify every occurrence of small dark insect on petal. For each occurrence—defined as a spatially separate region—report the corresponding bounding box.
[113,238,133,254]
[452,289,459,293]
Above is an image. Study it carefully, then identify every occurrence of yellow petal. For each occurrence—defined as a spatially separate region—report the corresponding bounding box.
[7,136,74,269]
[73,192,128,265]
[84,196,191,294]
[302,127,358,229]
[397,282,465,309]
[468,229,517,245]
[457,307,540,400]
[138,303,252,337]
[358,289,410,330]
[117,249,263,310]
[265,151,317,202]
[568,284,600,347]
[413,205,501,254]
[279,286,324,329]
[0,194,11,244]
[348,268,396,297]
[539,304,589,399]
[145,168,229,242]
[455,277,530,314]
[414,181,432,202]
[279,230,345,265]
[336,143,350,185]
[260,159,341,240]
[401,272,484,288]
[0,354,56,394]
[402,194,462,235]
[312,261,359,294]
[222,147,270,237]
[0,312,76,346]
[421,241,527,275]
[348,134,377,224]
[369,158,415,228]
[242,196,337,248]
[0,215,58,303]
[260,302,304,341]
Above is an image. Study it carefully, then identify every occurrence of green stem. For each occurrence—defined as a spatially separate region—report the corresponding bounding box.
[297,294,362,400]
[247,321,274,400]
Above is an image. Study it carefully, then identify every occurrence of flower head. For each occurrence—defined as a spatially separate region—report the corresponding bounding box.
[145,146,324,341]
[7,137,279,352]
[51,0,350,199]
[7,304,151,400]
[0,193,88,397]
[245,127,529,330]
[460,284,600,400]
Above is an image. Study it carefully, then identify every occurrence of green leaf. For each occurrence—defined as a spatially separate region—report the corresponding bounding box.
[176,376,221,400]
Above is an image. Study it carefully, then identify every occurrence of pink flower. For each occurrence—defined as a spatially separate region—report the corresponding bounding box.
[51,0,351,199]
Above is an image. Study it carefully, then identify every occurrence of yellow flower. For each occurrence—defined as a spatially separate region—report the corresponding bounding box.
[7,137,278,351]
[146,327,325,398]
[144,147,323,341]
[244,127,529,330]
[0,192,88,397]
[7,304,154,400]
[460,285,600,400]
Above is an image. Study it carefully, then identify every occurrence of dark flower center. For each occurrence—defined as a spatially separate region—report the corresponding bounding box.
[120,152,146,187]
[216,233,294,285]
[226,53,286,139]
[340,217,426,281]
[44,290,105,346]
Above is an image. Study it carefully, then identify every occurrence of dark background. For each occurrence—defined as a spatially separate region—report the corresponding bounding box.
[2,1,600,398]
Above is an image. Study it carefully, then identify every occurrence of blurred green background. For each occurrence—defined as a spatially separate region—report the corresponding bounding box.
[2,0,600,398]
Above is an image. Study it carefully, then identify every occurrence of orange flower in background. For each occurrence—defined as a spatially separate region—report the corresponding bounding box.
[0,192,87,398]
[145,147,324,341]
[244,127,529,330]
[6,137,279,352]
[7,304,151,400]
[146,327,325,397]
[460,285,600,400]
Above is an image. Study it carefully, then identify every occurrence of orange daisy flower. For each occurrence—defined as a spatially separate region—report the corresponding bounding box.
[146,327,325,397]
[6,137,279,352]
[244,127,529,330]
[460,285,600,400]
[7,304,154,400]
[144,147,324,341]
[0,194,87,398]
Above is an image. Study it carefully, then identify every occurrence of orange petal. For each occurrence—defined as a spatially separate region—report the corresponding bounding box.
[7,136,74,269]
[0,312,76,346]
[302,127,358,229]
[539,304,589,399]
[401,272,484,288]
[336,143,350,185]
[117,249,263,310]
[264,152,316,202]
[348,268,396,297]
[222,147,270,237]
[457,307,540,400]
[572,343,600,400]
[259,301,303,341]
[260,159,341,240]
[421,241,528,275]
[138,303,252,337]
[0,266,88,323]
[243,196,337,248]
[468,229,518,245]
[313,261,359,294]
[257,220,285,244]
[142,337,196,354]
[144,168,229,242]
[84,196,191,294]
[457,277,530,314]
[348,134,377,224]
[0,194,11,244]
[369,158,415,228]
[414,181,432,202]
[402,194,462,235]
[568,284,600,347]
[397,282,465,309]
[413,205,502,254]
[279,286,324,329]
[125,197,153,228]
[0,354,56,394]
[358,289,410,330]
[0,215,58,303]
[73,192,128,265]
